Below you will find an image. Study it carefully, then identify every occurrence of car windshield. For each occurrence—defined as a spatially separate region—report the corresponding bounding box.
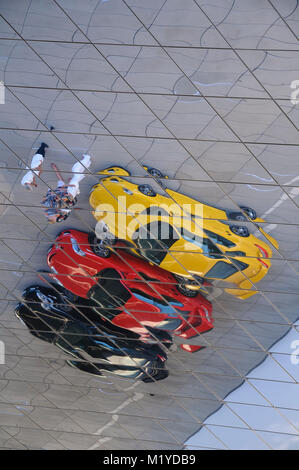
[180,227,223,258]
[134,221,178,265]
[203,229,236,248]
[88,268,131,313]
[205,260,249,279]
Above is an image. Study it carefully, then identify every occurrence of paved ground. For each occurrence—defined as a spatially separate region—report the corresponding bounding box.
[0,0,298,449]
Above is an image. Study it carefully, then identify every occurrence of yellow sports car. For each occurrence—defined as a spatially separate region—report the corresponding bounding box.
[89,166,279,299]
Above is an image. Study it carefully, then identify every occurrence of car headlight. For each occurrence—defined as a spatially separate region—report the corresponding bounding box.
[201,306,211,323]
[71,238,86,257]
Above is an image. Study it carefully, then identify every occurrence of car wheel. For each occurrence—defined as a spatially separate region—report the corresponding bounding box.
[177,281,199,297]
[230,212,247,221]
[240,206,257,220]
[94,240,111,258]
[142,360,169,382]
[228,206,257,221]
[230,225,250,237]
[150,368,169,381]
[93,225,116,245]
[138,184,156,197]
[147,167,163,178]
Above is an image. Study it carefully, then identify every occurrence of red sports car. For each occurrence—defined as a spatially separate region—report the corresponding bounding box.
[47,230,214,348]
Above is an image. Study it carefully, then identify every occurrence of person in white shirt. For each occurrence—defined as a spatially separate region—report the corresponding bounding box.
[53,154,92,199]
[41,154,92,224]
[21,143,48,189]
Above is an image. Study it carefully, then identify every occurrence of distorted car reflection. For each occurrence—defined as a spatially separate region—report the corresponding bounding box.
[89,166,279,299]
[47,230,214,345]
[15,284,169,382]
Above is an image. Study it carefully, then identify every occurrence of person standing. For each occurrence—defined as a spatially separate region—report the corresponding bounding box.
[41,154,92,223]
[21,143,48,190]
